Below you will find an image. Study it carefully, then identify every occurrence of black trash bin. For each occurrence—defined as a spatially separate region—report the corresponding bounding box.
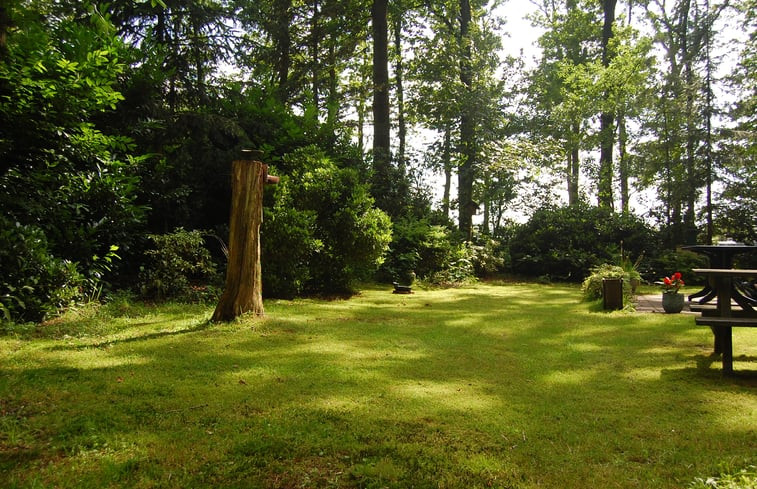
[602,278,623,310]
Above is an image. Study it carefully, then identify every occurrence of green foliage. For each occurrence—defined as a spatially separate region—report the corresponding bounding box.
[471,237,508,277]
[262,147,392,297]
[378,218,480,287]
[509,203,657,282]
[0,1,145,286]
[689,464,757,489]
[137,228,220,302]
[646,250,708,286]
[581,264,633,302]
[0,218,84,323]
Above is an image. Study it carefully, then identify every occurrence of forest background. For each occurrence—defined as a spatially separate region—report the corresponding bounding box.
[1,0,756,323]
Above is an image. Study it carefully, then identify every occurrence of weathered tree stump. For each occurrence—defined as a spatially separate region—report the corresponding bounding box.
[212,150,277,322]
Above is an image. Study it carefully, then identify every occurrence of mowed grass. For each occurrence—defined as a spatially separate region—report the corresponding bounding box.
[1,283,756,488]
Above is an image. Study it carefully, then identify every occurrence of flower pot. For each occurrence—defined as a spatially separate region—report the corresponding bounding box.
[661,292,684,313]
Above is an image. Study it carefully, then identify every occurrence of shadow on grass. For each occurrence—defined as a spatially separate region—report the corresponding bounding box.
[46,320,213,351]
[2,283,756,488]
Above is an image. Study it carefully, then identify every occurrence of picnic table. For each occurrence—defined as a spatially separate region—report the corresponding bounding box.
[682,243,757,304]
[692,268,757,375]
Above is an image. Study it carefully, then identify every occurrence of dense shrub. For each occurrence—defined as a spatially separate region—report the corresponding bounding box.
[471,237,508,277]
[137,228,220,302]
[427,241,477,286]
[0,219,84,323]
[581,264,633,303]
[509,203,657,282]
[378,219,480,286]
[645,249,708,286]
[262,147,392,297]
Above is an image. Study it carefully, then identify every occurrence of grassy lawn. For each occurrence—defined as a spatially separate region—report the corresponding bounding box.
[1,282,756,488]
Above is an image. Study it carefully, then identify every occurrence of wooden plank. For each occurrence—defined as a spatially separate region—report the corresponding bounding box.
[695,317,757,327]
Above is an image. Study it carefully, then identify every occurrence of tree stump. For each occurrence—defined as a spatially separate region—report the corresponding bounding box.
[212,150,275,322]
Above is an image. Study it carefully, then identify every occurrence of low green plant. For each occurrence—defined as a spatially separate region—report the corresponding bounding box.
[689,464,757,489]
[582,263,633,302]
[0,219,84,323]
[137,228,220,302]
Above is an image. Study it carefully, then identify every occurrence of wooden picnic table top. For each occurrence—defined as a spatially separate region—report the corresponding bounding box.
[692,268,757,277]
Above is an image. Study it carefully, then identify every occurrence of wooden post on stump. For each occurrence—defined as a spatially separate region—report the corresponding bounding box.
[212,150,278,322]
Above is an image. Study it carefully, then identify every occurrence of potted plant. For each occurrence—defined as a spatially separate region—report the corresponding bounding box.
[660,272,685,313]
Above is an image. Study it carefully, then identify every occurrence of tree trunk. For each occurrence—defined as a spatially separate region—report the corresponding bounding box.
[0,5,9,61]
[442,124,452,219]
[393,15,406,177]
[274,0,292,103]
[458,0,475,236]
[598,0,617,210]
[311,0,320,111]
[212,154,267,322]
[567,123,580,205]
[704,0,713,244]
[371,0,392,209]
[618,112,630,214]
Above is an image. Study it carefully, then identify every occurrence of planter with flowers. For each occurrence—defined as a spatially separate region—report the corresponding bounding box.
[660,272,686,313]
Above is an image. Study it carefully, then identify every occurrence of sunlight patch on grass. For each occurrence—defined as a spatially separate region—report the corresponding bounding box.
[49,351,151,371]
[540,368,599,385]
[623,367,664,382]
[390,380,500,411]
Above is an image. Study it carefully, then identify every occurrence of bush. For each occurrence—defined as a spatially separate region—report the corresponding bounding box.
[426,241,478,287]
[581,264,633,302]
[378,219,480,286]
[137,228,220,302]
[645,249,708,286]
[509,203,657,282]
[471,237,508,277]
[262,147,392,297]
[0,219,84,323]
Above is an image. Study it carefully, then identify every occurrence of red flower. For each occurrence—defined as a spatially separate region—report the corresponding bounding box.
[661,272,685,292]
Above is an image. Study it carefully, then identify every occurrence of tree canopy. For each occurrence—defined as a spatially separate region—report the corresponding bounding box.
[1,0,754,321]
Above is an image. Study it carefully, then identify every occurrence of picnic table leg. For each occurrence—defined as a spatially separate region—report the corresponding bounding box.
[710,326,723,354]
[720,326,733,375]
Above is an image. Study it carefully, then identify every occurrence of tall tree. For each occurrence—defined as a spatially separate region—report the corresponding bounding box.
[371,0,393,211]
[528,0,601,206]
[642,0,729,246]
[597,0,617,209]
[457,0,475,235]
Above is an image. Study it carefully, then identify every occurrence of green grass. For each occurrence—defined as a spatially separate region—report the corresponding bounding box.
[1,282,756,488]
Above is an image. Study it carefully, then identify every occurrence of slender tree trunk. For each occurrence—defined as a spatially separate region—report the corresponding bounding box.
[618,1,633,215]
[326,43,339,144]
[274,0,292,103]
[618,112,630,214]
[704,0,714,244]
[681,0,698,244]
[442,124,452,220]
[0,5,10,61]
[190,7,207,105]
[393,15,406,177]
[311,0,320,111]
[567,123,580,205]
[371,0,392,210]
[458,0,475,236]
[482,174,491,235]
[598,0,617,210]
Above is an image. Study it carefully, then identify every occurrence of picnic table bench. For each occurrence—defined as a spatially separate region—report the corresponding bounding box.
[692,268,757,375]
[683,244,757,304]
